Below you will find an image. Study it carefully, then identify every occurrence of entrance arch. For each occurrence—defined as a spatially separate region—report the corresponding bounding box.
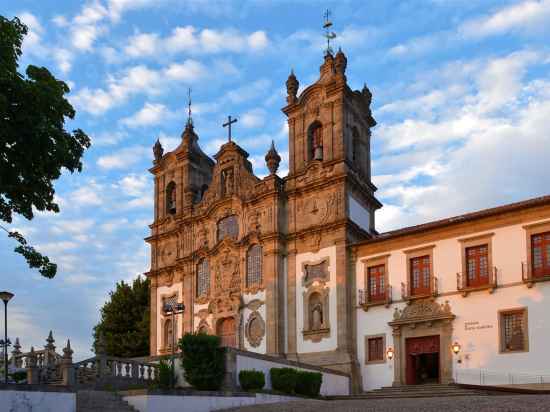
[217,317,237,348]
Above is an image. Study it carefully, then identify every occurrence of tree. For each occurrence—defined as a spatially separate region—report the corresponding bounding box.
[93,277,150,358]
[0,16,90,278]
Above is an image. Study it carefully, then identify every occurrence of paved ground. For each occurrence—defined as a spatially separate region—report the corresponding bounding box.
[222,395,550,411]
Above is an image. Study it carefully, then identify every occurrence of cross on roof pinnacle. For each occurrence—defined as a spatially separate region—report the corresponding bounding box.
[222,115,238,142]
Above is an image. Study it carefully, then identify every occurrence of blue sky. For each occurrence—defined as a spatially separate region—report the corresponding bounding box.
[1,0,550,359]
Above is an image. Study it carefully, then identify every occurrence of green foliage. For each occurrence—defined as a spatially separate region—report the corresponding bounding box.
[238,370,265,391]
[0,16,90,278]
[157,359,174,389]
[92,277,150,357]
[179,333,225,391]
[295,371,323,397]
[270,368,298,394]
[9,371,27,383]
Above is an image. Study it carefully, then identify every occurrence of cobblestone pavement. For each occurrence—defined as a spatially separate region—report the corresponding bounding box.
[222,395,550,411]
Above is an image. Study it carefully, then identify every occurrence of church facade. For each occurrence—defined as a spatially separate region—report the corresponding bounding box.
[145,49,550,392]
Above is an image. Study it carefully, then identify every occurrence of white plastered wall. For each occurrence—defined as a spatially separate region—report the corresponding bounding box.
[296,245,338,353]
[242,290,267,353]
[356,218,550,390]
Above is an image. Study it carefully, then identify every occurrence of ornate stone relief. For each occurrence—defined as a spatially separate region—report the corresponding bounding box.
[246,299,264,311]
[159,239,177,267]
[214,250,240,293]
[245,311,265,348]
[302,259,329,287]
[302,284,331,343]
[390,299,454,329]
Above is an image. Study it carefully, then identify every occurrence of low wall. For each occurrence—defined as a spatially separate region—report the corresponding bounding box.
[231,349,350,396]
[0,384,76,412]
[122,389,299,412]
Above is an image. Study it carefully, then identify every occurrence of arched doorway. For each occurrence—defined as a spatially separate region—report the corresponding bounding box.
[217,317,236,348]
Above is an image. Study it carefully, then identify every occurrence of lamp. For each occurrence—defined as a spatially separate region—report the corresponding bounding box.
[386,347,394,360]
[0,291,14,384]
[163,301,185,389]
[452,341,461,355]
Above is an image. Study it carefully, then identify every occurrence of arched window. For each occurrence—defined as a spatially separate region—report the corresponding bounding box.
[246,244,263,288]
[217,215,239,242]
[164,318,173,349]
[308,122,323,161]
[309,292,323,331]
[166,181,176,214]
[196,259,210,297]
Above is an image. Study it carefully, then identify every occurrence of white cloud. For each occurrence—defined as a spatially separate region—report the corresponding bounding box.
[120,102,177,128]
[70,2,109,51]
[100,218,129,233]
[65,273,99,285]
[52,15,69,27]
[70,184,104,206]
[223,78,271,104]
[51,219,95,235]
[97,146,150,169]
[117,174,150,197]
[92,130,128,146]
[241,108,266,128]
[35,241,79,254]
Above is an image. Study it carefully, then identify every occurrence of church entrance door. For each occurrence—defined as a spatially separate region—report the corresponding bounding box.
[217,317,236,348]
[405,335,440,385]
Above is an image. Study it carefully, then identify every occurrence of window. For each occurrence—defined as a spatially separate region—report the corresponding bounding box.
[196,259,210,297]
[166,181,176,214]
[466,244,489,286]
[367,264,385,302]
[531,231,550,278]
[162,294,177,313]
[308,123,323,161]
[499,309,528,353]
[410,255,431,296]
[217,215,239,242]
[246,244,262,288]
[365,335,386,364]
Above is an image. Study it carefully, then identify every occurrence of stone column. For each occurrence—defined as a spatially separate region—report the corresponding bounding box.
[150,277,158,355]
[61,340,75,386]
[222,348,237,391]
[286,248,297,355]
[26,347,39,385]
[392,327,402,386]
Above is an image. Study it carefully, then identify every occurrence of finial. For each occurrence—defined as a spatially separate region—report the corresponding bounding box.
[323,9,336,55]
[335,47,347,75]
[187,87,193,126]
[63,339,73,359]
[265,140,281,175]
[153,138,164,162]
[286,69,299,104]
[46,330,54,344]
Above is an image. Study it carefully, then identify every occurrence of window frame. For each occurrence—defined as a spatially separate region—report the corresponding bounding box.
[403,245,435,299]
[365,334,386,365]
[361,254,390,308]
[246,244,263,289]
[196,259,210,298]
[165,181,177,215]
[498,307,529,354]
[523,221,550,282]
[307,122,323,161]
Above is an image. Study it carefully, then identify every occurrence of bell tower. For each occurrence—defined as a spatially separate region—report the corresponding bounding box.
[282,45,381,390]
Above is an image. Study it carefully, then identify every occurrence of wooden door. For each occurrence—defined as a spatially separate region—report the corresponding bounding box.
[466,245,489,287]
[405,335,440,385]
[410,255,431,296]
[532,232,550,278]
[217,317,236,348]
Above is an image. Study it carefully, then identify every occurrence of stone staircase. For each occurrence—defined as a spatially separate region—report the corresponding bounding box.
[329,383,496,400]
[77,390,138,412]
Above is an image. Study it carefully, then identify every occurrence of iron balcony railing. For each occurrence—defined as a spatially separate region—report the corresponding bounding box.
[457,266,497,294]
[358,285,392,308]
[401,276,438,301]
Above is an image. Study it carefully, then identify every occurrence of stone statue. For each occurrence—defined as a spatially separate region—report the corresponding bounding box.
[312,303,323,330]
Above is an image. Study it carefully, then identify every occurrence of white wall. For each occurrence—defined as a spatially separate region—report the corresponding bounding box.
[296,245,338,353]
[356,218,550,391]
[349,194,371,233]
[242,290,267,354]
[0,390,75,412]
[235,353,350,396]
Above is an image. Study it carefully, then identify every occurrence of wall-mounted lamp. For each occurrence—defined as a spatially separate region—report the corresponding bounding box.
[386,347,394,360]
[452,341,461,355]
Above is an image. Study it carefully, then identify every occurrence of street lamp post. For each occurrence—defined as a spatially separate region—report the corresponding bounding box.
[0,291,14,384]
[163,302,185,389]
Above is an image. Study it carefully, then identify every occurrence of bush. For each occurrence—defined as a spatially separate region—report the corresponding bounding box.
[179,333,225,391]
[295,371,322,397]
[239,370,265,391]
[157,359,174,389]
[270,368,297,394]
[9,371,26,383]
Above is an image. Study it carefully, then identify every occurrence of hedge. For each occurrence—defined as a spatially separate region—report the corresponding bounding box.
[270,367,323,397]
[238,370,265,391]
[270,367,297,394]
[295,370,322,397]
[179,333,225,390]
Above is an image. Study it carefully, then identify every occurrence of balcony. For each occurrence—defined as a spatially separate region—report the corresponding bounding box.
[401,276,438,303]
[358,285,392,311]
[522,262,550,288]
[457,267,497,296]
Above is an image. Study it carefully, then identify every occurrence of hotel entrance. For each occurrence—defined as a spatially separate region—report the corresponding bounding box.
[405,335,440,385]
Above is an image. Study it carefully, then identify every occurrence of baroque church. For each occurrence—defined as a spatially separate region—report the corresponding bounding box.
[145,47,550,391]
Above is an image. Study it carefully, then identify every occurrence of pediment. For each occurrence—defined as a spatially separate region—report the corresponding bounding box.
[389,299,455,327]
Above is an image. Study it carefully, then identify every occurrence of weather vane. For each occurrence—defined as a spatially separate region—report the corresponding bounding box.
[187,87,193,125]
[323,9,336,55]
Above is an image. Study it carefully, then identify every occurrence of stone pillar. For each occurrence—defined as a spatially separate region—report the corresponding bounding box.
[392,327,402,386]
[150,277,158,356]
[26,347,39,385]
[222,348,237,391]
[61,340,75,386]
[286,249,297,355]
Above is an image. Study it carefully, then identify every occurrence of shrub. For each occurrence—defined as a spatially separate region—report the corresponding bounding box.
[179,333,225,391]
[157,359,173,389]
[239,370,265,391]
[9,371,26,383]
[270,368,297,394]
[295,371,322,397]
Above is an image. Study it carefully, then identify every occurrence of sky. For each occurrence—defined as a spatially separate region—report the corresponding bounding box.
[1,0,550,360]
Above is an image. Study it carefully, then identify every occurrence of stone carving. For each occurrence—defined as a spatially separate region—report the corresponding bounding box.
[302,284,331,343]
[214,250,240,293]
[303,259,329,286]
[286,69,299,104]
[159,240,177,267]
[245,311,265,348]
[222,168,234,197]
[390,299,455,329]
[265,141,281,175]
[247,299,264,311]
[153,139,164,162]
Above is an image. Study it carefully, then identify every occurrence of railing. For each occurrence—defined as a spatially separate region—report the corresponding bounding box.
[12,349,61,369]
[358,285,392,309]
[72,355,159,387]
[522,262,550,286]
[456,368,550,386]
[401,276,438,301]
[457,267,497,295]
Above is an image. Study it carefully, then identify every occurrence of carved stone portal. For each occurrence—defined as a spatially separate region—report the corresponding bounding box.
[245,311,265,348]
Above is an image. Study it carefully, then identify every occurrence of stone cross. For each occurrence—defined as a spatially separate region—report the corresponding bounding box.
[223,115,238,142]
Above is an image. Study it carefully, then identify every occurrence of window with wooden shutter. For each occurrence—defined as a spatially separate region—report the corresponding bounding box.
[531,231,550,278]
[500,309,528,353]
[466,244,489,286]
[367,264,385,302]
[410,255,430,296]
[365,335,386,364]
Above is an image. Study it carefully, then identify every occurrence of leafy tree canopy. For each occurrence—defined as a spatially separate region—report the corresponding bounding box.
[93,277,150,358]
[0,16,90,278]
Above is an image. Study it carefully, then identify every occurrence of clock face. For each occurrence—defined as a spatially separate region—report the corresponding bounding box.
[160,240,176,266]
